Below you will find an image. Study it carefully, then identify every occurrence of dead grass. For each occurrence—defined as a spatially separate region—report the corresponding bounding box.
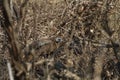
[0,0,120,80]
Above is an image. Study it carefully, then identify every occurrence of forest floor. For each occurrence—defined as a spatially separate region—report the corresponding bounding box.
[0,0,120,80]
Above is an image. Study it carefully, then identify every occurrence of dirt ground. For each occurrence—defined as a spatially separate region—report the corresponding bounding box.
[0,0,120,80]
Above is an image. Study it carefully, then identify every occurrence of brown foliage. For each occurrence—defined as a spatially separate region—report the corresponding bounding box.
[0,0,120,80]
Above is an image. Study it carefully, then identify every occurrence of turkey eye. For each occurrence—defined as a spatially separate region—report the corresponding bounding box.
[55,37,63,43]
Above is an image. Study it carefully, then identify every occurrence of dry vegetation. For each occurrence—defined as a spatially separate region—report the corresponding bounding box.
[0,0,120,80]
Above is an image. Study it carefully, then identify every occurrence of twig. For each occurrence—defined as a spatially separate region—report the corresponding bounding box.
[7,60,14,80]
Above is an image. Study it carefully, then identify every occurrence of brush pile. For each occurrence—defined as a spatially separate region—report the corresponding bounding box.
[0,0,120,80]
